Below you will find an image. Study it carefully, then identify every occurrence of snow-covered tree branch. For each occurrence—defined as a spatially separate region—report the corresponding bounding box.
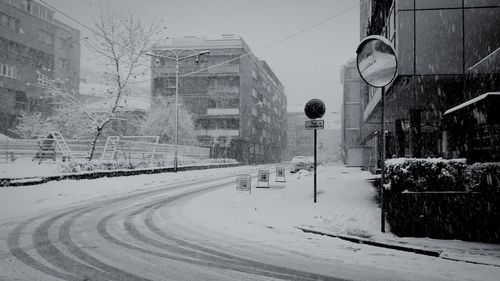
[137,96,197,145]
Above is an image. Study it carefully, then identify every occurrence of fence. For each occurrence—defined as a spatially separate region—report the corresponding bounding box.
[0,137,210,164]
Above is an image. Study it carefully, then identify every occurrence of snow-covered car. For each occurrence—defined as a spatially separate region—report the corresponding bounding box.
[290,156,313,173]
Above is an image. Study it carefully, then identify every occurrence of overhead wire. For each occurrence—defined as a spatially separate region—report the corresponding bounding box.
[39,0,363,82]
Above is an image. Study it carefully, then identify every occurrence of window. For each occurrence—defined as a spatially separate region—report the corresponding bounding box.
[0,63,17,78]
[415,9,463,74]
[252,106,257,117]
[14,91,27,110]
[32,3,40,17]
[54,80,66,90]
[37,72,51,86]
[38,30,54,45]
[58,58,67,69]
[208,97,239,108]
[252,69,257,79]
[251,87,257,98]
[0,12,20,33]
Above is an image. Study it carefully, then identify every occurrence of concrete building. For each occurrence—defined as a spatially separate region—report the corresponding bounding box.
[0,0,80,137]
[340,58,377,168]
[150,35,287,163]
[360,0,500,165]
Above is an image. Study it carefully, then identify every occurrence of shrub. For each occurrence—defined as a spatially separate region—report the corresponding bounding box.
[465,162,500,193]
[59,158,239,173]
[384,158,467,193]
[60,160,142,173]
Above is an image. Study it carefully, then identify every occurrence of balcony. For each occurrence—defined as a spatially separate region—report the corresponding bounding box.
[207,108,240,115]
[207,86,239,94]
[196,129,239,137]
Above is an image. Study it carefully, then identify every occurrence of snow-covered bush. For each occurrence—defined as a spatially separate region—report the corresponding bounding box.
[384,158,467,192]
[60,160,141,173]
[60,158,239,173]
[465,162,500,193]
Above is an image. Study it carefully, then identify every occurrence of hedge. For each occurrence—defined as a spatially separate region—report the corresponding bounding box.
[382,158,500,242]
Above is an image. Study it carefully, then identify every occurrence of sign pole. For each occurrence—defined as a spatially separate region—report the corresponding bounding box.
[314,128,317,203]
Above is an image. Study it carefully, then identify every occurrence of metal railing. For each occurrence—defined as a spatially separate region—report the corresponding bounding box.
[0,137,210,163]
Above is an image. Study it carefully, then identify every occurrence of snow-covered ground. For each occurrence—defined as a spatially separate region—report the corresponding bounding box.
[0,163,499,280]
[0,158,62,178]
[0,165,262,224]
[182,164,500,280]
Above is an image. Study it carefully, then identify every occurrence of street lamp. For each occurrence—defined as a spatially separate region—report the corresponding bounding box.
[356,35,397,233]
[146,49,210,172]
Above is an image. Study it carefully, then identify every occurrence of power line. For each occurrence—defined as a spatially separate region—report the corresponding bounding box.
[39,0,101,39]
[40,0,362,84]
[179,1,362,77]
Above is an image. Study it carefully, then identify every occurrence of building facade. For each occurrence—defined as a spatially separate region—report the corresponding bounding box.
[284,112,342,163]
[0,0,80,137]
[283,112,313,161]
[150,35,287,163]
[340,58,377,167]
[360,0,500,165]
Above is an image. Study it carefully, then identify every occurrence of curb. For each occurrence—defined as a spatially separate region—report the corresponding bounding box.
[297,227,500,267]
[0,163,241,187]
[296,227,440,257]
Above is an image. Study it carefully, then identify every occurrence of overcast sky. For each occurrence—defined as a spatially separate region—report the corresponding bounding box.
[44,0,360,126]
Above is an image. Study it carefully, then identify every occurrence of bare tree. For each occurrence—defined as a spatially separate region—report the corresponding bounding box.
[137,96,197,145]
[84,9,158,160]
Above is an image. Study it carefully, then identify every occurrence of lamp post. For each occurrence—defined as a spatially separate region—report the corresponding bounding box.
[356,35,397,233]
[146,49,209,172]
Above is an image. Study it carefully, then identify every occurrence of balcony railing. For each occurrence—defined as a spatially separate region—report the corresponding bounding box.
[207,108,240,115]
[196,129,239,137]
[207,86,240,93]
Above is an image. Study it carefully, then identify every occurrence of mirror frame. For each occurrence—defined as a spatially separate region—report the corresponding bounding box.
[356,35,398,88]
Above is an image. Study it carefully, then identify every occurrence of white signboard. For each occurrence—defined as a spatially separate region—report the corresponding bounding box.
[305,119,324,130]
[256,169,270,188]
[236,174,252,192]
[276,166,286,182]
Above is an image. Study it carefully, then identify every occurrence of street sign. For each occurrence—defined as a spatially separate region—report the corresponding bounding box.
[305,119,324,130]
[256,169,270,188]
[276,166,286,182]
[236,174,251,192]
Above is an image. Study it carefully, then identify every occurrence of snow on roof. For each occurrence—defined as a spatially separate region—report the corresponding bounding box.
[443,92,500,115]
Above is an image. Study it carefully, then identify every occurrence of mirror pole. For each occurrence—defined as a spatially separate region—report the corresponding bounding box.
[380,86,386,233]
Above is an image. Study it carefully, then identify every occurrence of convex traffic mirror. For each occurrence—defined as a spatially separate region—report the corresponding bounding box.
[356,35,397,88]
[304,99,326,119]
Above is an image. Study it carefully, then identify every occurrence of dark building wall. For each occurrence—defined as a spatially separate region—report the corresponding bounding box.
[361,0,500,161]
[395,0,500,76]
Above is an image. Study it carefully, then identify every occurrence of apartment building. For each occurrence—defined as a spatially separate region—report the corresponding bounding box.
[0,0,80,137]
[150,35,287,163]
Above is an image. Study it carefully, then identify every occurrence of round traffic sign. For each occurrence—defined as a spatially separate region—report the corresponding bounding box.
[304,99,326,119]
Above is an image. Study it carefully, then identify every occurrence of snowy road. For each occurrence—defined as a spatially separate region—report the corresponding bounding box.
[0,166,497,281]
[0,171,402,281]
